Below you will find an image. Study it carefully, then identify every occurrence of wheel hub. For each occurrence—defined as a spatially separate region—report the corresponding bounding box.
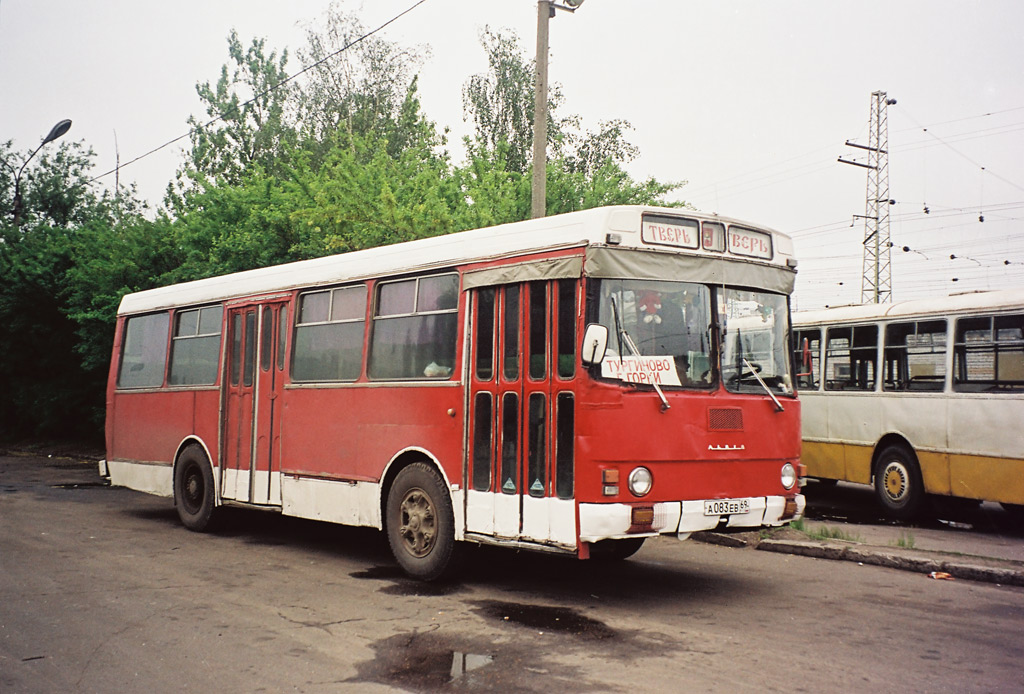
[883,464,907,500]
[399,489,436,558]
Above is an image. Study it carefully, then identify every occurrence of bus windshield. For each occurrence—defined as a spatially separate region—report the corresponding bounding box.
[591,280,793,396]
[593,279,713,388]
[720,288,793,396]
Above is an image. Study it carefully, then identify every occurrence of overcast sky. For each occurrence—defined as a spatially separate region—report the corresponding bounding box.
[2,0,1022,309]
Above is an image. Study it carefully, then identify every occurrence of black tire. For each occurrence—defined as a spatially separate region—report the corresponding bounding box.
[589,537,646,561]
[385,463,457,581]
[1001,503,1024,523]
[874,444,925,520]
[174,445,217,531]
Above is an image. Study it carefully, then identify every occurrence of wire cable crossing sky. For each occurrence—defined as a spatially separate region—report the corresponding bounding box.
[2,0,1022,309]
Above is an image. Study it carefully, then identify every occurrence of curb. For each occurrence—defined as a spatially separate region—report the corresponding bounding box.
[756,539,1024,587]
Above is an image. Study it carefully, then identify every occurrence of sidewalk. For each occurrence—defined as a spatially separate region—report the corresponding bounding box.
[694,520,1024,587]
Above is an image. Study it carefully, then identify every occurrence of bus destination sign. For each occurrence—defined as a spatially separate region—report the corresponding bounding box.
[641,215,773,261]
[727,226,773,259]
[641,216,700,250]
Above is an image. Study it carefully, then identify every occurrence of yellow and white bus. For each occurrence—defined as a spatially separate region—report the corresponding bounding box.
[793,289,1024,519]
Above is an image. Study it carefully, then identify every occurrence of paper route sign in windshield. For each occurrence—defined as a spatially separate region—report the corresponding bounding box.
[601,355,682,387]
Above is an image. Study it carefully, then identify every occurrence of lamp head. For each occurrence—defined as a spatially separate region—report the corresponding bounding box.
[42,119,72,146]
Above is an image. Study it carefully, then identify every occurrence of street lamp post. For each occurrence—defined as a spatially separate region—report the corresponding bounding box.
[531,1,583,219]
[2,119,72,225]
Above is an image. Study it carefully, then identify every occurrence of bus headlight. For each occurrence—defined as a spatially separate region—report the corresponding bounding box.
[628,467,653,497]
[781,463,797,490]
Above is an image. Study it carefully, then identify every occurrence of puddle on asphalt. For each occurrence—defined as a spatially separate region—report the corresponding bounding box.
[449,651,494,678]
[351,605,641,691]
[472,600,617,641]
[349,632,496,691]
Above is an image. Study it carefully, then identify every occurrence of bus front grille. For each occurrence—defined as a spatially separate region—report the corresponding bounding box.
[708,408,743,431]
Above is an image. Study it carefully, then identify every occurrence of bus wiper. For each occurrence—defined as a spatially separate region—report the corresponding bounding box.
[744,358,784,413]
[610,295,670,412]
[610,295,626,365]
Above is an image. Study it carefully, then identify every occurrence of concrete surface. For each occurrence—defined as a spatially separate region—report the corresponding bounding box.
[695,518,1024,587]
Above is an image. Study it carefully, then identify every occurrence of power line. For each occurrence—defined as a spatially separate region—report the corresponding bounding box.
[89,0,431,184]
[892,105,1024,133]
[899,105,1024,195]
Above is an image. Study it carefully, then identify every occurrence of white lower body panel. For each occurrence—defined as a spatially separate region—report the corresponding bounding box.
[107,459,173,497]
[580,494,806,542]
[221,467,282,506]
[465,490,577,548]
[281,476,381,528]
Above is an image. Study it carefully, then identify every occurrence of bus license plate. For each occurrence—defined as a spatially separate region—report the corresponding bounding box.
[704,499,751,516]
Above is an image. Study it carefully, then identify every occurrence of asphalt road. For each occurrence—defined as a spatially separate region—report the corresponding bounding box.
[2,452,1023,693]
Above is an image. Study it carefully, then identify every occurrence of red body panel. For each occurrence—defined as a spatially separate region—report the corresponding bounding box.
[574,381,801,503]
[279,385,465,484]
[109,389,220,465]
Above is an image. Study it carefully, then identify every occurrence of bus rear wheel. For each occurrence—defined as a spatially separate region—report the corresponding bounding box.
[874,444,924,520]
[386,463,456,581]
[174,444,217,531]
[1001,503,1024,524]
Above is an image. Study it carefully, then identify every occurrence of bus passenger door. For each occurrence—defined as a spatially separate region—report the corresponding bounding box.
[222,302,287,506]
[467,280,577,547]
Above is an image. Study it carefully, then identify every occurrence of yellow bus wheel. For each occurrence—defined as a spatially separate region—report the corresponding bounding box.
[874,445,924,520]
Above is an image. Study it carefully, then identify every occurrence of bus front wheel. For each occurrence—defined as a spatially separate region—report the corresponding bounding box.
[874,445,924,520]
[386,463,457,581]
[174,445,217,531]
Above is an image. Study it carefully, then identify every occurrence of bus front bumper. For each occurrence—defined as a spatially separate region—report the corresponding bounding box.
[578,494,806,542]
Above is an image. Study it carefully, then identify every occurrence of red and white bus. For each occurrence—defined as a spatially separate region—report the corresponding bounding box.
[103,205,805,580]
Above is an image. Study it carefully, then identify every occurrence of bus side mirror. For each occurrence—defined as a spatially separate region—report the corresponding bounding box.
[581,323,609,365]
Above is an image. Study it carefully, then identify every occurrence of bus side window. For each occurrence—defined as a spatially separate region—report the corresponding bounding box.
[168,305,223,386]
[825,325,877,391]
[954,313,1024,392]
[885,320,946,392]
[793,329,820,390]
[117,312,171,389]
[369,274,459,380]
[293,285,367,382]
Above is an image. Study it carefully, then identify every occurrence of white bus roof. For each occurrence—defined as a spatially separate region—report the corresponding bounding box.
[118,205,797,316]
[794,288,1024,326]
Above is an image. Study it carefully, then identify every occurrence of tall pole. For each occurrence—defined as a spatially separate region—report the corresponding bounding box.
[531,1,551,219]
[860,91,893,304]
[839,92,894,304]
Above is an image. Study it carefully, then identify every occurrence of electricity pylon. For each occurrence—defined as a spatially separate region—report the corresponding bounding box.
[839,90,896,304]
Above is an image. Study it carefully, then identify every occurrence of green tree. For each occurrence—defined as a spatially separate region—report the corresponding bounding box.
[459,28,684,221]
[462,27,568,175]
[296,6,432,159]
[177,30,298,197]
[0,141,158,440]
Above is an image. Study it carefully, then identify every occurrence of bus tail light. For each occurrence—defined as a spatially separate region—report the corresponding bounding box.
[602,468,619,496]
[781,498,800,521]
[630,505,655,532]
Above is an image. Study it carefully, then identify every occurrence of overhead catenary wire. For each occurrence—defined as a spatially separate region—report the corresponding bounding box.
[88,0,431,184]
